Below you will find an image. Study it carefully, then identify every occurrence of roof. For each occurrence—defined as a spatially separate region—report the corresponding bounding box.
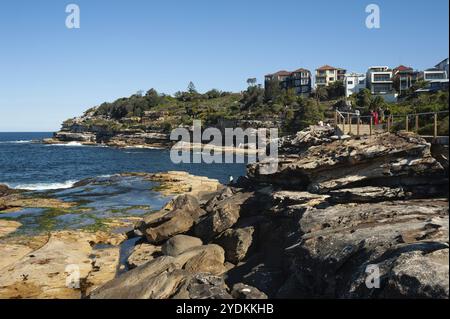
[292,68,310,73]
[265,68,311,77]
[394,65,413,72]
[435,57,449,67]
[316,65,338,71]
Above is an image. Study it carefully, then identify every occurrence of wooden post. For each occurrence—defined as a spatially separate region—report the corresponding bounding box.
[405,115,409,132]
[357,116,360,136]
[349,115,352,134]
[387,116,391,132]
[415,115,419,133]
[434,113,438,138]
[334,111,338,128]
[370,116,373,136]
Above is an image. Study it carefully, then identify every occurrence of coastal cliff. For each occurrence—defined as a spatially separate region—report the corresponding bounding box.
[89,129,449,299]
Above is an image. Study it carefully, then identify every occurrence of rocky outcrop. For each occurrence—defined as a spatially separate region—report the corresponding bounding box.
[279,125,335,154]
[90,130,448,299]
[0,231,125,299]
[194,192,253,242]
[249,132,446,195]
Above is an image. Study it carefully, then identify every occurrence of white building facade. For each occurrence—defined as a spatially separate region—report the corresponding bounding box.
[366,66,397,103]
[344,73,366,97]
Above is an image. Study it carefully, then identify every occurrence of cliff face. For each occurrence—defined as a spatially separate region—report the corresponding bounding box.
[90,129,449,299]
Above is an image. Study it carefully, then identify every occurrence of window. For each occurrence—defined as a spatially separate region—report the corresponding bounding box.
[347,81,353,85]
[329,77,334,81]
[359,79,365,84]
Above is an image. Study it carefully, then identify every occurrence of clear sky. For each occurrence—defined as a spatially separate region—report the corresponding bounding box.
[0,0,448,131]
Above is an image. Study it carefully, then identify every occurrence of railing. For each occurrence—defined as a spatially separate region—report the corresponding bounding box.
[334,110,449,138]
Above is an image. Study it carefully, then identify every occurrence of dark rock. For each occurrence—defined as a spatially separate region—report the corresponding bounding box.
[231,283,268,299]
[215,227,255,264]
[194,192,253,242]
[173,273,233,299]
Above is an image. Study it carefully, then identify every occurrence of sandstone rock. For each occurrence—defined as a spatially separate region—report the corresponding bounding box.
[182,245,226,275]
[231,283,268,299]
[0,220,21,238]
[215,227,255,264]
[0,231,120,299]
[249,133,445,194]
[143,195,206,244]
[90,256,180,299]
[91,244,226,299]
[145,210,196,244]
[162,235,203,257]
[127,243,162,269]
[195,192,253,242]
[146,172,221,198]
[279,125,334,154]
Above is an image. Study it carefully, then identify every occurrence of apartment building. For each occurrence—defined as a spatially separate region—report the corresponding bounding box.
[315,65,346,87]
[392,65,419,93]
[344,73,366,97]
[366,66,397,102]
[264,68,312,96]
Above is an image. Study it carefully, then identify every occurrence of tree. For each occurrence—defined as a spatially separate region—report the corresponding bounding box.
[247,78,257,87]
[314,86,328,105]
[264,79,282,103]
[355,88,372,108]
[187,81,197,94]
[145,88,162,108]
[240,85,264,111]
[327,81,345,99]
[369,95,385,110]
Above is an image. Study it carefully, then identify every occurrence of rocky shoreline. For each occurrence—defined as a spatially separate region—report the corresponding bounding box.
[1,128,448,299]
[85,129,450,299]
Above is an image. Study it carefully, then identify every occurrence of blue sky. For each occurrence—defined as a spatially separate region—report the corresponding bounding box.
[0,0,448,131]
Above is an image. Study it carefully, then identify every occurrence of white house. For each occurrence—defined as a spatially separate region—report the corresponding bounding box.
[344,73,366,97]
[366,66,397,103]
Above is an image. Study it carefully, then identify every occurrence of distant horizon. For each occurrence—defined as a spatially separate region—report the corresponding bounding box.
[1,0,448,131]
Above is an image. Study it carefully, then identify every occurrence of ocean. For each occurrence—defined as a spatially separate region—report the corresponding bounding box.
[0,132,248,235]
[0,132,247,189]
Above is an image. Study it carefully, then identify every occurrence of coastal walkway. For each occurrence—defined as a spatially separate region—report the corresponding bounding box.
[334,110,449,145]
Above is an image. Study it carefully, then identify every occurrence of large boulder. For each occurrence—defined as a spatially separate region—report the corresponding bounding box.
[194,192,253,242]
[142,195,206,244]
[215,227,255,264]
[91,244,227,299]
[172,273,233,299]
[162,235,203,257]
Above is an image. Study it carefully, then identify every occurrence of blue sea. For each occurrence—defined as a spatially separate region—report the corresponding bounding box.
[0,132,248,235]
[0,132,247,189]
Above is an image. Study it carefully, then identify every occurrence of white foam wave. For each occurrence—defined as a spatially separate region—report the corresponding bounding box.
[0,140,32,144]
[7,180,78,191]
[49,141,85,147]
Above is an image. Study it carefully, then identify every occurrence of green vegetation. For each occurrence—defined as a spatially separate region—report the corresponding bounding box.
[69,79,447,136]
